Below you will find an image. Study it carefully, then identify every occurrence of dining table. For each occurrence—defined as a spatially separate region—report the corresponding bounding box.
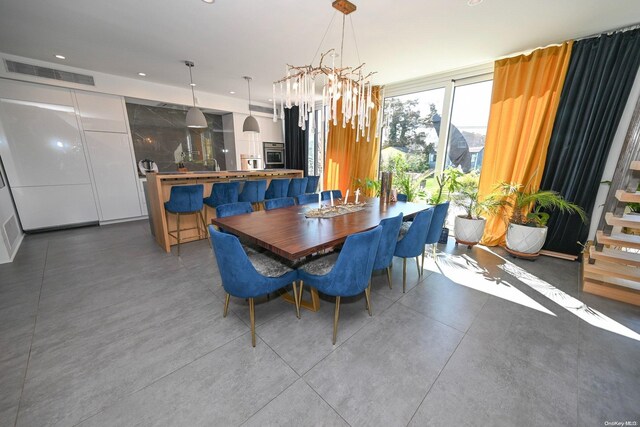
[210,197,431,311]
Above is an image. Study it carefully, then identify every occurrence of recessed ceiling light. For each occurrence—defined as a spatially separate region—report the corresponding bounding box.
[202,0,215,3]
[229,91,236,94]
[54,54,65,60]
[268,98,273,102]
[190,83,196,87]
[138,72,147,77]
[467,0,483,5]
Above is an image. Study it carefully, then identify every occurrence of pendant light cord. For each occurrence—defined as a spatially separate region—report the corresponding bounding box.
[246,77,253,117]
[188,64,197,107]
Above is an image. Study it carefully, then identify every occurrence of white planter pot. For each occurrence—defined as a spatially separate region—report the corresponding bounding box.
[505,223,548,254]
[454,216,486,246]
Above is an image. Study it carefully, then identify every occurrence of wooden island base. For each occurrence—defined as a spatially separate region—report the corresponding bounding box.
[145,170,304,252]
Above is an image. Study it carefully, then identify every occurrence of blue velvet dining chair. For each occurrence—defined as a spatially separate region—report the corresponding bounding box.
[306,176,320,193]
[265,178,291,200]
[287,177,309,198]
[298,225,382,344]
[422,201,450,269]
[215,201,253,219]
[164,184,206,256]
[321,190,343,201]
[264,197,296,211]
[296,193,319,205]
[239,180,267,210]
[394,208,433,293]
[396,193,408,202]
[209,226,299,347]
[373,212,404,290]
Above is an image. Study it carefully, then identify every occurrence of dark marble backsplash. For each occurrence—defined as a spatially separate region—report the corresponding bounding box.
[127,103,227,175]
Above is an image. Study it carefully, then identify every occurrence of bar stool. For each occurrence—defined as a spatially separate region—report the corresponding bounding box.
[288,177,309,198]
[306,176,320,193]
[265,178,291,200]
[164,184,206,256]
[204,182,240,211]
[239,180,267,210]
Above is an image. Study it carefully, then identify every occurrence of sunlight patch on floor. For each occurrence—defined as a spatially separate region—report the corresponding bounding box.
[429,251,556,316]
[481,247,640,342]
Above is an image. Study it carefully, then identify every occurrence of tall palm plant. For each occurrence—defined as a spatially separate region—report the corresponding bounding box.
[491,182,587,226]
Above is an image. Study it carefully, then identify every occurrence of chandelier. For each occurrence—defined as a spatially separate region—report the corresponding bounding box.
[273,0,376,141]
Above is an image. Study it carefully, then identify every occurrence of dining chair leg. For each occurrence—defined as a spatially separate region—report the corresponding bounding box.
[433,244,437,257]
[298,280,304,306]
[365,282,372,316]
[333,296,341,345]
[402,258,407,293]
[249,298,256,347]
[176,212,181,257]
[386,266,393,289]
[292,281,301,319]
[415,257,421,277]
[223,293,230,317]
[421,248,425,276]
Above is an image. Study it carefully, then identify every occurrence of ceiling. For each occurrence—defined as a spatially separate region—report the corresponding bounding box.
[0,0,639,104]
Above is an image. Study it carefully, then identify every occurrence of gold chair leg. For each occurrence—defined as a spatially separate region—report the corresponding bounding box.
[433,244,436,257]
[223,293,230,317]
[333,296,341,345]
[365,281,372,316]
[176,212,181,256]
[249,298,256,347]
[292,281,301,319]
[386,266,393,289]
[415,256,421,277]
[403,258,407,293]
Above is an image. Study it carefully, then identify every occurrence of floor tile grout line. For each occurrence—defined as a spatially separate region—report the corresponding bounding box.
[406,326,467,426]
[72,323,252,426]
[13,239,49,427]
[302,376,353,427]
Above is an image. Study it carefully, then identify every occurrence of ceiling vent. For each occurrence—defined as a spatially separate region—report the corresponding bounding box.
[250,104,277,115]
[4,59,95,86]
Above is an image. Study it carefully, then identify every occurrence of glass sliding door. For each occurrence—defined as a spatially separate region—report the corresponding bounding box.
[380,88,445,200]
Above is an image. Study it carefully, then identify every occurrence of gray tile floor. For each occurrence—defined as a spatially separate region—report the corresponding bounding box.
[1,219,639,426]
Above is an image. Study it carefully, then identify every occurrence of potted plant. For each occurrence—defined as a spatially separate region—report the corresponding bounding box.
[489,182,587,257]
[451,171,504,248]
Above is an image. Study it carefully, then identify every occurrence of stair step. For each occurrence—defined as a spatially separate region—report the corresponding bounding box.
[583,259,640,283]
[631,160,640,171]
[605,212,640,228]
[615,190,640,203]
[582,277,640,307]
[589,246,640,267]
[596,230,640,249]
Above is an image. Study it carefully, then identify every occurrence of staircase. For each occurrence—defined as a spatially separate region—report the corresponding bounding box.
[584,161,640,306]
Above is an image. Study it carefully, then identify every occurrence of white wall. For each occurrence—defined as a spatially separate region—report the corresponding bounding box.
[230,113,284,168]
[588,67,640,239]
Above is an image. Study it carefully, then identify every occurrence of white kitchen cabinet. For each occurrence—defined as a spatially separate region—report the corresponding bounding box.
[75,91,128,133]
[85,131,142,221]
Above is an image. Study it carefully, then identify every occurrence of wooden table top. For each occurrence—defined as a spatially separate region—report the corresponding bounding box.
[210,198,431,261]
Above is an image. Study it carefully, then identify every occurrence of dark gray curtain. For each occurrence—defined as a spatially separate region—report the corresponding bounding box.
[284,106,307,174]
[540,29,640,255]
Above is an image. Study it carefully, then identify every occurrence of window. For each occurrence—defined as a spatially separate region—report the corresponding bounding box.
[444,79,493,172]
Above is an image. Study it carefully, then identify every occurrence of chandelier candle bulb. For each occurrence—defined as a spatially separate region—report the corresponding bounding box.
[280,82,285,120]
[272,84,277,121]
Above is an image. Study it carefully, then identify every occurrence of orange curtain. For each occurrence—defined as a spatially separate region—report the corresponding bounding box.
[479,42,573,246]
[324,86,382,197]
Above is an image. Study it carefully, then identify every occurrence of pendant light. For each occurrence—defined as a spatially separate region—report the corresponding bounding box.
[242,76,260,133]
[185,61,207,128]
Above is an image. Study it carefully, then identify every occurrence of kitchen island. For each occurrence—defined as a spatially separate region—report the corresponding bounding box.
[145,169,304,252]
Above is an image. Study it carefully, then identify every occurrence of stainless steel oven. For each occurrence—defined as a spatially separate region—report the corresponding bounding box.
[263,142,285,168]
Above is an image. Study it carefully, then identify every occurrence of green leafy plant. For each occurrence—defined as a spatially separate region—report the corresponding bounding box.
[451,171,505,219]
[489,181,587,227]
[395,172,427,202]
[427,167,463,204]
